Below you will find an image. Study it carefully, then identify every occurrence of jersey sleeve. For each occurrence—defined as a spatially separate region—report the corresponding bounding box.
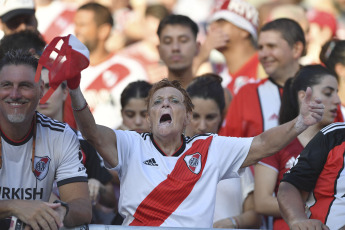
[56,126,88,187]
[113,130,139,176]
[258,151,279,173]
[211,135,253,180]
[281,131,328,192]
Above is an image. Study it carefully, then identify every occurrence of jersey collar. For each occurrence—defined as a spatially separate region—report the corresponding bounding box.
[150,134,186,157]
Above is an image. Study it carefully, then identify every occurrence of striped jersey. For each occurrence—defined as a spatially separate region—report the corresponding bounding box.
[0,112,87,202]
[219,78,283,137]
[113,130,253,227]
[282,122,345,229]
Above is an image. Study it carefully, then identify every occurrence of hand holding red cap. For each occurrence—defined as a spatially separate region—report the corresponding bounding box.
[35,34,90,104]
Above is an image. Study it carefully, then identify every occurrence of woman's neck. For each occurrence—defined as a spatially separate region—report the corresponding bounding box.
[152,134,183,156]
[297,124,322,147]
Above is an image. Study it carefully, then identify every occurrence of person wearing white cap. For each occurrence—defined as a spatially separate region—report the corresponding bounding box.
[197,0,265,96]
[219,18,306,139]
[0,0,37,36]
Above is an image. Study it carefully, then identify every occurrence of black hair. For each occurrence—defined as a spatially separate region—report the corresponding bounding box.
[186,73,225,114]
[157,14,199,39]
[320,39,345,77]
[0,30,46,59]
[260,18,306,56]
[0,49,38,72]
[121,80,153,108]
[279,64,337,124]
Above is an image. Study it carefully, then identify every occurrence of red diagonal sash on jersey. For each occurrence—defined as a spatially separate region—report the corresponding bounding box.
[43,10,75,43]
[130,136,213,226]
[309,142,345,223]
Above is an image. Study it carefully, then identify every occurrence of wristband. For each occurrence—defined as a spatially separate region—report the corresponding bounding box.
[72,101,88,112]
[53,199,69,217]
[229,217,238,229]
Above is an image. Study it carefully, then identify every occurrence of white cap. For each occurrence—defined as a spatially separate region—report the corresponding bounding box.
[0,0,35,22]
[209,0,258,41]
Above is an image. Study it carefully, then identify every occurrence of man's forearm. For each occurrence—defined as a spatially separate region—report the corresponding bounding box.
[64,198,92,227]
[277,182,308,226]
[69,87,99,145]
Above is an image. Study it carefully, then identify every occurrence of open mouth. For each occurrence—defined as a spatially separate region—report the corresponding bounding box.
[160,114,172,124]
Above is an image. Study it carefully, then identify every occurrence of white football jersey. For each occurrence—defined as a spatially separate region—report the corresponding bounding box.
[0,112,87,202]
[113,130,253,228]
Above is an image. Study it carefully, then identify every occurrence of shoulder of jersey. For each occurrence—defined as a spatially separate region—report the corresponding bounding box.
[321,122,345,135]
[186,133,213,143]
[36,112,66,132]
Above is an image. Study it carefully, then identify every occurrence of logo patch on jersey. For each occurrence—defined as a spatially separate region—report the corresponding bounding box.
[184,152,201,174]
[33,156,51,181]
[143,158,158,166]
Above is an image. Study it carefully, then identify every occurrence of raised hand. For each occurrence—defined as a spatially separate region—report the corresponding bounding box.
[295,87,324,132]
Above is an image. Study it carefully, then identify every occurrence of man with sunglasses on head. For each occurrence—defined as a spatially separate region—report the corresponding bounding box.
[0,0,38,38]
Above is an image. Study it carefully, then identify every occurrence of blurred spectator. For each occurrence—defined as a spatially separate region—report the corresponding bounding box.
[35,0,77,43]
[118,80,152,133]
[300,9,337,65]
[157,14,232,114]
[74,2,148,128]
[219,18,306,138]
[0,0,37,38]
[311,0,345,39]
[156,14,200,89]
[119,4,169,83]
[257,0,304,29]
[198,0,265,95]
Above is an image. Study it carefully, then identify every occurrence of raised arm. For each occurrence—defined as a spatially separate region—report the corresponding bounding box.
[242,87,324,168]
[69,87,118,167]
[277,181,328,230]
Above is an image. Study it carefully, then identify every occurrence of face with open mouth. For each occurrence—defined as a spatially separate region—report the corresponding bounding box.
[148,86,190,138]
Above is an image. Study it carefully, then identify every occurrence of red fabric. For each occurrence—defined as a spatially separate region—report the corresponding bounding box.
[36,35,89,103]
[63,94,77,130]
[309,142,345,222]
[227,53,260,95]
[307,9,337,37]
[129,136,213,226]
[219,79,275,137]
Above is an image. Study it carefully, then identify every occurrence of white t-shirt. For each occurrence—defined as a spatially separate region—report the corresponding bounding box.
[0,112,87,202]
[112,131,253,228]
